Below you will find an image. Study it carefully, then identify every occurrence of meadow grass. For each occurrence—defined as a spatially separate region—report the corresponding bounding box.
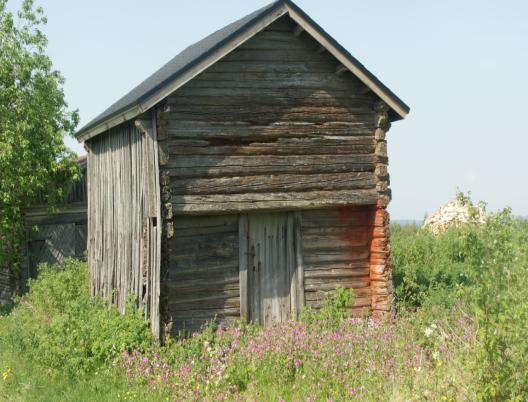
[1,201,526,401]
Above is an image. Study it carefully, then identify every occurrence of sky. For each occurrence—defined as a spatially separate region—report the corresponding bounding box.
[7,0,528,219]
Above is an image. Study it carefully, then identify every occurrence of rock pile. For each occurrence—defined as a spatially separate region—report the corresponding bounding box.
[423,200,486,234]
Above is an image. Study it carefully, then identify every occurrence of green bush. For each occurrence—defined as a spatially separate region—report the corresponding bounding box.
[391,224,476,309]
[466,210,528,400]
[1,195,527,400]
[1,259,154,378]
[391,196,528,400]
[300,286,355,328]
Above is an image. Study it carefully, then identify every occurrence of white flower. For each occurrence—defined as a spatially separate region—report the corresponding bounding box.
[424,323,437,338]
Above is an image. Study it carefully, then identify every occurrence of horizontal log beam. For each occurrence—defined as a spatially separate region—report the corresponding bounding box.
[167,122,375,141]
[171,189,378,214]
[170,171,376,195]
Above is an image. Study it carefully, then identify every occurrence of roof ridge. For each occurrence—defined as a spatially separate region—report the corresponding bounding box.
[76,0,409,142]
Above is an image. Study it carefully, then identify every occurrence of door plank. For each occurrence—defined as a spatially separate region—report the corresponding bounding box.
[248,212,296,327]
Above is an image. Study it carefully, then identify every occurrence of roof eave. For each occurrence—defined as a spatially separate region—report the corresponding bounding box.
[76,0,409,142]
[75,2,289,142]
[284,0,409,119]
[76,105,141,142]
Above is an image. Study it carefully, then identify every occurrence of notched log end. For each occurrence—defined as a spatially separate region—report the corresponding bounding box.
[158,143,170,166]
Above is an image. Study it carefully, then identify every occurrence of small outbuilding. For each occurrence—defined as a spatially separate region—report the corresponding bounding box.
[76,0,409,337]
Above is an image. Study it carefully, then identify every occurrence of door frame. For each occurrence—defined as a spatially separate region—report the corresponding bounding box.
[238,211,304,323]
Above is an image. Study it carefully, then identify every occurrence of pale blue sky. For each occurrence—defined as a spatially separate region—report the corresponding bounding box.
[8,1,528,219]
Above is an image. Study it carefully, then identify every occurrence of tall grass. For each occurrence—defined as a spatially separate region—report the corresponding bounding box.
[1,199,527,401]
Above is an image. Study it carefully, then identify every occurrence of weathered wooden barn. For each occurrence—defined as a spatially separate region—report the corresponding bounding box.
[75,0,409,337]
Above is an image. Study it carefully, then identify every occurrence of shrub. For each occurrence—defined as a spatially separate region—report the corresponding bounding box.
[465,209,528,400]
[1,259,154,378]
[300,286,355,328]
[392,195,528,400]
[391,224,476,309]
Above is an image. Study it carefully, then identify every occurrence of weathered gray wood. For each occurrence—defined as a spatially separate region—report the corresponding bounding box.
[293,24,304,37]
[167,276,239,291]
[335,64,348,76]
[181,72,370,91]
[220,48,329,63]
[170,172,376,195]
[167,154,376,170]
[86,118,161,338]
[287,212,297,318]
[168,214,240,332]
[238,214,249,321]
[303,250,370,263]
[167,159,376,180]
[304,267,370,279]
[167,137,375,156]
[304,278,370,292]
[168,289,240,304]
[303,261,370,271]
[303,234,369,248]
[299,207,373,310]
[169,297,241,311]
[162,21,380,229]
[173,214,238,229]
[172,190,378,214]
[167,121,375,141]
[238,29,319,50]
[168,108,373,124]
[293,211,304,315]
[264,15,294,32]
[248,212,294,327]
[286,5,409,118]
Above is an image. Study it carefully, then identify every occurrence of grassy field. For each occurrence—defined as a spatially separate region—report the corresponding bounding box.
[1,201,527,401]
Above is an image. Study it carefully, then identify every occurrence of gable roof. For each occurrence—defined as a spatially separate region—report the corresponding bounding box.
[76,0,409,142]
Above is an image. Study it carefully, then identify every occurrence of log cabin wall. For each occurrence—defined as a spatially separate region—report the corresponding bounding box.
[158,16,384,215]
[86,119,161,337]
[300,207,373,316]
[157,16,394,331]
[167,215,240,334]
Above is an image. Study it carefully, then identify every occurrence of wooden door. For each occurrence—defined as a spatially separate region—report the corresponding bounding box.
[246,212,297,327]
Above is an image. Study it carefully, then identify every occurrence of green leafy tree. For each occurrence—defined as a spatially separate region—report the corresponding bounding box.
[0,0,79,270]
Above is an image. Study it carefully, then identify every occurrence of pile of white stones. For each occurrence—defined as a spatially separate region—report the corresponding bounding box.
[423,200,486,234]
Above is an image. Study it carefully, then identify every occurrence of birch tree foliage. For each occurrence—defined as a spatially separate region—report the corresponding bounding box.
[0,0,79,268]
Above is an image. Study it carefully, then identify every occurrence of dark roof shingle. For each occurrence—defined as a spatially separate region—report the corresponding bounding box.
[78,0,284,136]
[76,0,409,139]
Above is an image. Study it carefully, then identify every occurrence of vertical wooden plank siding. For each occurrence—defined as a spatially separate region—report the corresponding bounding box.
[293,211,304,315]
[287,212,298,319]
[86,120,161,337]
[238,214,249,321]
[247,212,293,326]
